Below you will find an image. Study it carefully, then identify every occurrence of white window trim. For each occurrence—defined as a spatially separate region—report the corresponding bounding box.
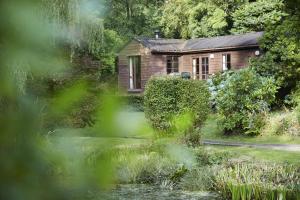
[222,54,227,71]
[192,58,197,80]
[129,57,134,89]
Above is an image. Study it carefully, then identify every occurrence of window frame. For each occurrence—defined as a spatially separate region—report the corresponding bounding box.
[222,54,231,71]
[166,56,179,74]
[201,57,209,80]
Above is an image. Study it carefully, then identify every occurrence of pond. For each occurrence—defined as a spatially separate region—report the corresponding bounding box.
[92,184,220,200]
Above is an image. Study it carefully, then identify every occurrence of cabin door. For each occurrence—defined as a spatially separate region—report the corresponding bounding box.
[129,56,141,89]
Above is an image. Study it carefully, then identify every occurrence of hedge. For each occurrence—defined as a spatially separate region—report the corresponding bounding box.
[144,76,210,133]
[214,68,278,135]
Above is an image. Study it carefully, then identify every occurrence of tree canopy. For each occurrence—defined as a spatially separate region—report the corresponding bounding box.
[231,0,287,34]
[42,0,106,58]
[38,0,300,103]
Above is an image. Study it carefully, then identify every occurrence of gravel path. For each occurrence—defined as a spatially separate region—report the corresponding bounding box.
[203,139,300,152]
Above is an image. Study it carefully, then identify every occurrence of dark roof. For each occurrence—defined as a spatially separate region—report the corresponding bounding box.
[135,32,263,53]
[135,38,185,52]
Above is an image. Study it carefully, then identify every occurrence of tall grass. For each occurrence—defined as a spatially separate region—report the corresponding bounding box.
[262,110,300,137]
[214,162,300,200]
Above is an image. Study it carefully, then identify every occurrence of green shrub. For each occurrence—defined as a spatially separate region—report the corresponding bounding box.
[208,70,235,108]
[262,110,300,137]
[195,148,232,166]
[183,127,202,147]
[288,85,300,124]
[144,76,210,134]
[43,93,99,129]
[116,151,179,184]
[214,69,278,135]
[120,95,144,111]
[179,166,216,191]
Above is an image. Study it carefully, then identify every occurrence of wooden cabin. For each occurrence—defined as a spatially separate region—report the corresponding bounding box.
[118,32,263,93]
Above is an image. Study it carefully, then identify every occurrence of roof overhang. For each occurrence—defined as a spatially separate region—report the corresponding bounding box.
[151,44,260,55]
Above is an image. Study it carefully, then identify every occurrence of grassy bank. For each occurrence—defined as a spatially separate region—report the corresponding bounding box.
[49,135,300,200]
[48,108,300,199]
[202,114,300,144]
[205,146,300,165]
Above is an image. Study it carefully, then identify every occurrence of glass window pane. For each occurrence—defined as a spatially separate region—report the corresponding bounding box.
[227,54,231,70]
[167,56,179,74]
[201,57,209,80]
[128,56,141,89]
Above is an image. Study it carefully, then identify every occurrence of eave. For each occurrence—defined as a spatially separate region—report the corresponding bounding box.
[151,44,260,55]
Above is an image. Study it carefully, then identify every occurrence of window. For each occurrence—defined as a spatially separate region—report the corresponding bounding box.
[192,58,200,79]
[201,57,209,80]
[167,56,179,74]
[222,54,231,71]
[129,56,141,89]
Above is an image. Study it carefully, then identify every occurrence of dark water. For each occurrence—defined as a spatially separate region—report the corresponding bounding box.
[93,184,219,200]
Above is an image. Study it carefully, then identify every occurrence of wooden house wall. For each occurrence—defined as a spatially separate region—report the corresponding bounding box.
[181,48,259,77]
[118,40,151,92]
[118,40,259,92]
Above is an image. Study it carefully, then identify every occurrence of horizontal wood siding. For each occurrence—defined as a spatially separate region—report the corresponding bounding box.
[118,40,151,92]
[149,55,184,75]
[149,54,167,76]
[118,40,259,92]
[181,48,258,78]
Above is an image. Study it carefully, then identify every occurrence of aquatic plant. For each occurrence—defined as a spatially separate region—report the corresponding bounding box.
[214,162,300,200]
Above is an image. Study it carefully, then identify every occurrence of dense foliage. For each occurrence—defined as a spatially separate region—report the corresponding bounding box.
[158,0,287,39]
[159,0,241,38]
[104,0,163,38]
[246,0,300,104]
[288,85,300,125]
[251,17,300,96]
[213,69,278,135]
[0,0,125,199]
[231,0,286,34]
[42,0,106,58]
[122,95,144,111]
[144,77,210,133]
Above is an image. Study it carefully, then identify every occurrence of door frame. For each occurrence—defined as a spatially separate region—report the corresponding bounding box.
[128,55,141,90]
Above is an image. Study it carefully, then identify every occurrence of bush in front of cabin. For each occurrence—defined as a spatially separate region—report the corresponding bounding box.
[144,76,210,137]
[120,95,144,111]
[208,70,235,109]
[215,68,278,135]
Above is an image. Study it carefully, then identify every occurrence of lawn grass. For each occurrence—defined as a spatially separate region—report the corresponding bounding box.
[49,110,300,167]
[49,136,148,157]
[205,145,300,165]
[50,134,300,164]
[201,114,300,144]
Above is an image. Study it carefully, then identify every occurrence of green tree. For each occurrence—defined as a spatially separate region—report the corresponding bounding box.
[188,3,227,38]
[42,0,107,59]
[231,0,286,34]
[104,0,164,38]
[159,0,192,38]
[249,2,300,101]
[160,0,247,39]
